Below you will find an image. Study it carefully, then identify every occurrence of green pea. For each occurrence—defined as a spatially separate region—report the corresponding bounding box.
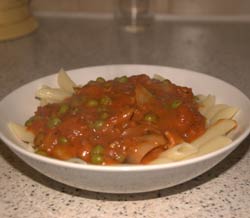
[71,107,79,115]
[100,96,112,105]
[163,103,170,110]
[80,96,87,102]
[96,77,105,83]
[117,76,128,83]
[104,82,112,88]
[34,132,44,147]
[144,113,157,122]
[87,80,95,85]
[163,79,171,86]
[91,145,104,155]
[35,150,48,157]
[115,154,126,163]
[92,120,104,129]
[71,97,83,107]
[59,136,68,144]
[194,96,200,102]
[91,154,104,165]
[171,100,182,109]
[25,116,35,127]
[86,99,99,107]
[97,106,108,112]
[100,112,109,120]
[58,104,69,115]
[47,117,61,128]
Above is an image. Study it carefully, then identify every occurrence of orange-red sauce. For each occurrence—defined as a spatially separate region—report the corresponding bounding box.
[26,74,206,165]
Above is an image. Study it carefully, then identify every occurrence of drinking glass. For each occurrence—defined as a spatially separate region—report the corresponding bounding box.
[114,0,154,33]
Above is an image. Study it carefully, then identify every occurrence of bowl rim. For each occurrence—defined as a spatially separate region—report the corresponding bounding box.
[1,64,250,172]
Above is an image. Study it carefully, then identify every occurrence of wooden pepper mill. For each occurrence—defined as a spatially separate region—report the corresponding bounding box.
[0,0,38,41]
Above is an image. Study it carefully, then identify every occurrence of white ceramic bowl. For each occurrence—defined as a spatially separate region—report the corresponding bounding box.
[1,65,250,193]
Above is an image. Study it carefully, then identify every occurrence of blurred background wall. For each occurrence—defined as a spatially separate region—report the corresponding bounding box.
[30,0,250,16]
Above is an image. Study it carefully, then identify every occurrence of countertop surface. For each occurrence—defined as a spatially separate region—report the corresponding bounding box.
[0,16,249,218]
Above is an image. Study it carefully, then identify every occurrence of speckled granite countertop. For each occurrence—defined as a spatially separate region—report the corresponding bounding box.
[0,17,249,218]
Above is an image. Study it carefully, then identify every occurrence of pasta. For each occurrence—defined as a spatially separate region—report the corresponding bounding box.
[57,68,76,93]
[209,107,238,125]
[198,95,216,116]
[8,122,34,143]
[184,136,232,159]
[35,85,71,104]
[150,120,236,164]
[150,99,238,164]
[8,122,35,152]
[8,69,239,165]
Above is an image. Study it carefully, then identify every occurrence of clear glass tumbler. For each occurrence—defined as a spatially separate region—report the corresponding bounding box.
[114,0,154,33]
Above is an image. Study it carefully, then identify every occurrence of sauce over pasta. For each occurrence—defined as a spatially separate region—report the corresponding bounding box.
[25,74,206,165]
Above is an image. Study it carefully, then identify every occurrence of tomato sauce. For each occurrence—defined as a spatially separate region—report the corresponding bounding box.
[26,74,206,165]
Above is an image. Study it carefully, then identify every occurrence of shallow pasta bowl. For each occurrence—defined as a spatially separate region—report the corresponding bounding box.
[0,65,250,193]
